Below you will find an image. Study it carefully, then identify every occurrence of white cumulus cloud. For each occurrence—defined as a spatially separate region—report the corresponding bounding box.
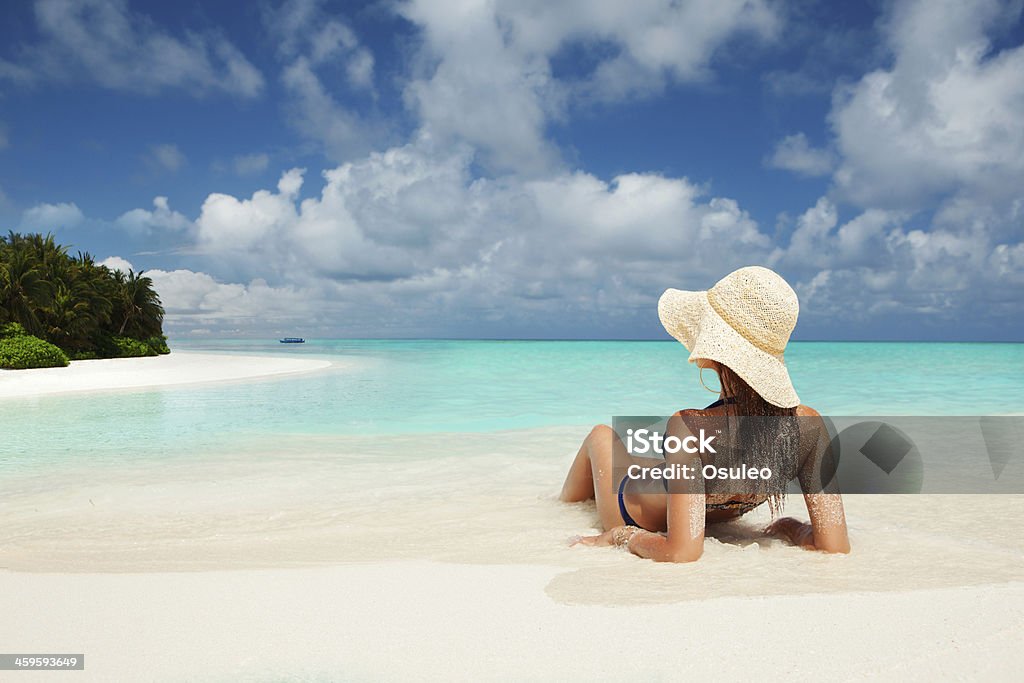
[766,133,835,177]
[830,0,1024,208]
[267,1,382,159]
[147,144,186,172]
[98,255,134,274]
[1,0,264,97]
[149,133,779,336]
[20,201,85,231]
[115,196,191,235]
[770,0,1024,337]
[400,0,780,173]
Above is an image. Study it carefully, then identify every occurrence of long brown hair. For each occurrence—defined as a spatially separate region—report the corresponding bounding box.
[717,363,797,420]
[715,362,798,516]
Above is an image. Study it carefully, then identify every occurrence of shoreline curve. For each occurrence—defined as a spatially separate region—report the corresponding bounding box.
[0,351,334,400]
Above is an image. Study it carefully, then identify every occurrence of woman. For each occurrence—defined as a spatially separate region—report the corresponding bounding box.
[561,266,850,562]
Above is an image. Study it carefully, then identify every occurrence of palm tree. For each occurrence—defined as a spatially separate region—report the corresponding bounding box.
[44,281,92,350]
[78,252,113,318]
[115,269,165,338]
[0,240,51,336]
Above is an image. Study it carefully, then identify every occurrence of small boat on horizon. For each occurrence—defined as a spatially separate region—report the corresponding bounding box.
[279,337,305,344]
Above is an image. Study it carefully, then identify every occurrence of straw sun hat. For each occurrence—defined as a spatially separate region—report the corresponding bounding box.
[658,266,800,408]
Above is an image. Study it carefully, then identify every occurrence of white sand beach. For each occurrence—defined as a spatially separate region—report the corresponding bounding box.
[3,562,1021,681]
[0,352,333,399]
[2,420,1023,680]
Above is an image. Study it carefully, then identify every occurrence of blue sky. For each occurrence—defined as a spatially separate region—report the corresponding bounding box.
[1,0,1022,340]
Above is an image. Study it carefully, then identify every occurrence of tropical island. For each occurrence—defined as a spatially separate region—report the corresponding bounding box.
[0,232,168,369]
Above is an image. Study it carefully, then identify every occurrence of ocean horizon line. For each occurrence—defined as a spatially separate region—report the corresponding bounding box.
[169,337,1024,344]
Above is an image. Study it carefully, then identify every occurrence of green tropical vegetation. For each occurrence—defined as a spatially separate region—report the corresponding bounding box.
[0,232,169,369]
[0,323,70,369]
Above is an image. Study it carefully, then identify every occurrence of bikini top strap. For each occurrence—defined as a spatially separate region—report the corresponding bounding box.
[703,396,737,410]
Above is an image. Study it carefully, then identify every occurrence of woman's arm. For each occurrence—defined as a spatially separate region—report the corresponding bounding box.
[626,490,705,562]
[620,415,707,562]
[767,410,850,553]
[629,417,707,562]
[765,493,850,553]
[573,419,707,562]
[574,503,704,563]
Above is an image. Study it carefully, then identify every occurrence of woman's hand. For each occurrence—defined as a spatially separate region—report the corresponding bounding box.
[569,527,620,547]
[764,517,815,549]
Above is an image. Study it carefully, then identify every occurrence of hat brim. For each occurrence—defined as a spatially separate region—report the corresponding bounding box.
[658,288,800,409]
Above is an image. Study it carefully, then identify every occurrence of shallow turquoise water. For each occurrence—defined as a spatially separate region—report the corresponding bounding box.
[1,340,1022,471]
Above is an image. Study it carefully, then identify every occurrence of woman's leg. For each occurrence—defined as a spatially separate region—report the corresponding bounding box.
[560,424,626,530]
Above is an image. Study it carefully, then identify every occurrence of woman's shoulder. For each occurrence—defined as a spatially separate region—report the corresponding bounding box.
[673,407,723,425]
[676,404,820,417]
[675,407,705,417]
[668,408,716,434]
[795,404,820,417]
[793,405,829,461]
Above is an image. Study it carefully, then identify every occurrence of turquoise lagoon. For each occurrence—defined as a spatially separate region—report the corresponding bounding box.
[2,340,1022,473]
